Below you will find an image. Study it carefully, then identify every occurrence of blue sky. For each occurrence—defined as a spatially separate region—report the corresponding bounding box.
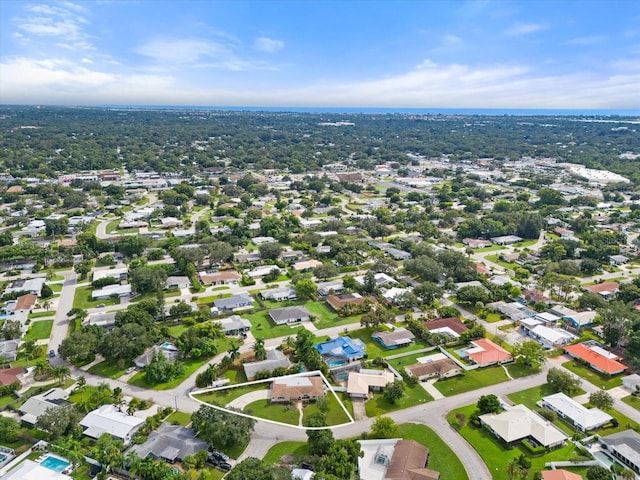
[1,0,639,109]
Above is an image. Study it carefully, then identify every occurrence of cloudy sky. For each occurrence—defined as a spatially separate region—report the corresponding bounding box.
[1,0,639,109]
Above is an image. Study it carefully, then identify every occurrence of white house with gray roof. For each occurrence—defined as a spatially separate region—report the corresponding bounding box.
[540,392,612,432]
[268,306,311,325]
[128,423,208,463]
[80,404,144,444]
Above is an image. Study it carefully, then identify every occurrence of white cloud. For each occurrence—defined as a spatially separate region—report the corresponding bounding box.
[505,23,548,36]
[566,36,605,46]
[135,38,231,65]
[254,37,284,53]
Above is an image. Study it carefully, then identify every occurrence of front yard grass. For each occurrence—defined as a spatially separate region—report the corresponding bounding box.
[23,320,53,341]
[365,383,432,416]
[397,423,468,480]
[72,284,120,309]
[165,410,192,426]
[28,311,55,319]
[302,393,352,426]
[195,383,269,406]
[434,366,509,396]
[448,404,588,480]
[561,360,623,390]
[622,395,640,412]
[87,360,128,379]
[263,441,309,465]
[128,355,212,390]
[244,399,300,425]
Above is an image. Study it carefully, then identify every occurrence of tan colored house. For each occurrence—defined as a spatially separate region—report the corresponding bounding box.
[199,270,241,286]
[271,376,325,403]
[405,357,461,381]
[346,369,395,398]
[385,440,440,480]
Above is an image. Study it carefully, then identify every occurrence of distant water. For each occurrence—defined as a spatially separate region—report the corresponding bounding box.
[100,105,640,116]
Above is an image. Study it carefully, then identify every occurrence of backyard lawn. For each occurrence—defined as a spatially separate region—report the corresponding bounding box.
[561,360,623,390]
[24,320,53,341]
[129,355,213,390]
[386,350,441,372]
[365,383,432,417]
[244,311,310,339]
[434,366,510,396]
[243,399,300,425]
[72,284,120,309]
[448,404,589,480]
[263,441,309,465]
[396,423,468,480]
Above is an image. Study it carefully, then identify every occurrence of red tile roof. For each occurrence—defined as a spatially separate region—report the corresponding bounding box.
[584,282,619,294]
[467,338,512,366]
[0,367,25,386]
[564,343,627,374]
[15,294,37,311]
[423,317,468,335]
[541,469,583,480]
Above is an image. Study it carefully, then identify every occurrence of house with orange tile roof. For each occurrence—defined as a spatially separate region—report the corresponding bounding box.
[15,293,37,312]
[584,281,619,299]
[0,366,26,387]
[270,375,325,403]
[564,341,627,375]
[463,338,512,367]
[541,469,582,480]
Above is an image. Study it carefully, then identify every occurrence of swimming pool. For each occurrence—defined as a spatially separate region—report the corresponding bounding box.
[40,455,71,473]
[455,348,469,359]
[327,359,347,367]
[161,342,177,350]
[0,453,6,464]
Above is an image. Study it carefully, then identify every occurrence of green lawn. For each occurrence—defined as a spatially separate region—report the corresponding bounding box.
[259,298,361,330]
[434,366,510,396]
[245,311,310,339]
[476,245,507,252]
[88,360,128,379]
[165,410,192,426]
[346,327,430,359]
[448,404,588,480]
[244,399,300,425]
[302,393,352,426]
[365,383,432,416]
[128,355,213,390]
[195,383,269,406]
[28,311,55,319]
[262,441,309,465]
[486,254,519,270]
[223,368,248,385]
[72,284,120,309]
[396,423,468,480]
[106,218,121,234]
[167,323,189,338]
[621,395,640,412]
[513,239,538,248]
[24,320,53,341]
[561,360,623,390]
[386,350,441,372]
[50,283,63,293]
[485,313,503,323]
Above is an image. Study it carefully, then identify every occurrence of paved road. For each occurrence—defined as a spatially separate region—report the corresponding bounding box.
[48,270,78,365]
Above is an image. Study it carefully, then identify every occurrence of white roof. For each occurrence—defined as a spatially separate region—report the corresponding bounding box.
[80,404,144,440]
[91,284,131,298]
[530,325,576,344]
[542,392,612,431]
[535,312,561,322]
[1,460,72,480]
[480,404,568,447]
[274,377,313,387]
[93,267,128,282]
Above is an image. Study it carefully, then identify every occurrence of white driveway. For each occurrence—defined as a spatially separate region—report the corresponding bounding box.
[227,389,270,409]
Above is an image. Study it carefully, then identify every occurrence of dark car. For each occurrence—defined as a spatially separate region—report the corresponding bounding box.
[48,350,56,358]
[216,462,232,472]
[210,451,229,462]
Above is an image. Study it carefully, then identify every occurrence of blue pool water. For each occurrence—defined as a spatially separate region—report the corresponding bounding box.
[0,314,8,319]
[335,372,349,381]
[0,453,6,463]
[327,359,347,367]
[40,455,70,473]
[455,348,469,359]
[161,342,176,350]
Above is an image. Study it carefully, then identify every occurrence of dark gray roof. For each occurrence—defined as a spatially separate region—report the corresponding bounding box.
[129,423,208,462]
[269,306,311,322]
[213,293,253,310]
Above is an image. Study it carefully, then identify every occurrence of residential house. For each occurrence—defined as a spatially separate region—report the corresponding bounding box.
[564,342,627,375]
[346,369,395,399]
[354,273,398,288]
[292,259,323,272]
[4,278,46,296]
[135,344,180,369]
[213,293,254,312]
[128,423,208,463]
[540,392,612,432]
[610,254,630,266]
[622,374,640,394]
[357,438,440,480]
[462,238,492,249]
[405,354,461,381]
[317,280,345,297]
[19,388,69,425]
[261,286,297,301]
[14,294,37,312]
[252,236,277,245]
[243,349,291,380]
[199,270,241,286]
[270,376,325,403]
[79,404,144,444]
[487,301,531,322]
[0,339,20,362]
[326,293,376,312]
[480,404,567,448]
[520,289,552,305]
[235,253,262,264]
[521,323,576,349]
[280,250,305,263]
[541,471,582,480]
[92,267,128,282]
[371,328,415,349]
[316,336,366,363]
[215,315,251,336]
[268,306,311,325]
[0,366,25,387]
[422,317,469,339]
[84,312,117,330]
[1,460,73,480]
[247,265,282,278]
[462,338,512,367]
[490,235,523,245]
[584,281,619,299]
[165,276,191,289]
[92,284,132,300]
[601,430,640,474]
[382,287,413,304]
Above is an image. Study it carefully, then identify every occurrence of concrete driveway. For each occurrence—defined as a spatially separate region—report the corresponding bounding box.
[227,389,270,409]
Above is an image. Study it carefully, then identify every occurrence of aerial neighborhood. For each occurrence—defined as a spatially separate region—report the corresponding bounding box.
[0,107,640,480]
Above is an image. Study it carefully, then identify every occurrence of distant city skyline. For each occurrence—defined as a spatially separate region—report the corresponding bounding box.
[1,0,638,109]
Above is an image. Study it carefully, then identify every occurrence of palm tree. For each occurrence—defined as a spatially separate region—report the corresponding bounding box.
[227,343,241,364]
[34,359,52,380]
[76,375,87,401]
[42,299,52,311]
[252,338,266,361]
[52,365,71,385]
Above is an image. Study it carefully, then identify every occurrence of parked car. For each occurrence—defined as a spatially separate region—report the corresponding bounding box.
[48,350,55,358]
[96,303,106,308]
[126,366,136,374]
[210,451,229,462]
[217,462,232,472]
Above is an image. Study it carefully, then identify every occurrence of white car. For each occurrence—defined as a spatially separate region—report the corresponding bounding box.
[126,366,136,374]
